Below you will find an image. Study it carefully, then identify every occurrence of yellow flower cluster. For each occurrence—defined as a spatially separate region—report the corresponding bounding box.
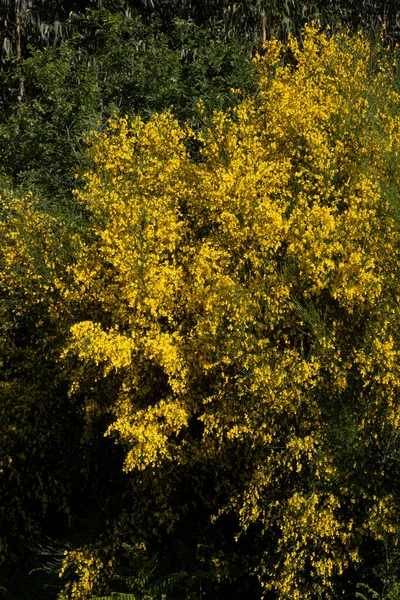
[58,548,110,600]
[265,493,356,599]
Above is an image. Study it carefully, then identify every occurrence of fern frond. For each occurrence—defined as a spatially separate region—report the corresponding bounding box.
[356,582,381,599]
[149,570,188,595]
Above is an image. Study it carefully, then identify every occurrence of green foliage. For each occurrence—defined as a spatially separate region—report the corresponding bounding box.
[0,44,100,204]
[357,581,400,600]
[0,9,257,203]
[73,10,252,123]
[90,543,187,600]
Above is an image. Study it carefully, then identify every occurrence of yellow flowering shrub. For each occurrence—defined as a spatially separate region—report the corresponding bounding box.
[2,26,400,600]
[58,547,112,600]
[59,27,400,599]
[0,192,78,561]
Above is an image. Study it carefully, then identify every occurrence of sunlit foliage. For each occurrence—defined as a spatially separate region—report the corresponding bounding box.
[2,26,400,599]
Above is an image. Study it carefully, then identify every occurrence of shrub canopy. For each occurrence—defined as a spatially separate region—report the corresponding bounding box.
[2,26,400,600]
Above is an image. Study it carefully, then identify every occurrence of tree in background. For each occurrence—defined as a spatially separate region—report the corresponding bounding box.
[0,8,257,204]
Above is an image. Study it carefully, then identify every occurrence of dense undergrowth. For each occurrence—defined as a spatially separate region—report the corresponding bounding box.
[2,20,400,600]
